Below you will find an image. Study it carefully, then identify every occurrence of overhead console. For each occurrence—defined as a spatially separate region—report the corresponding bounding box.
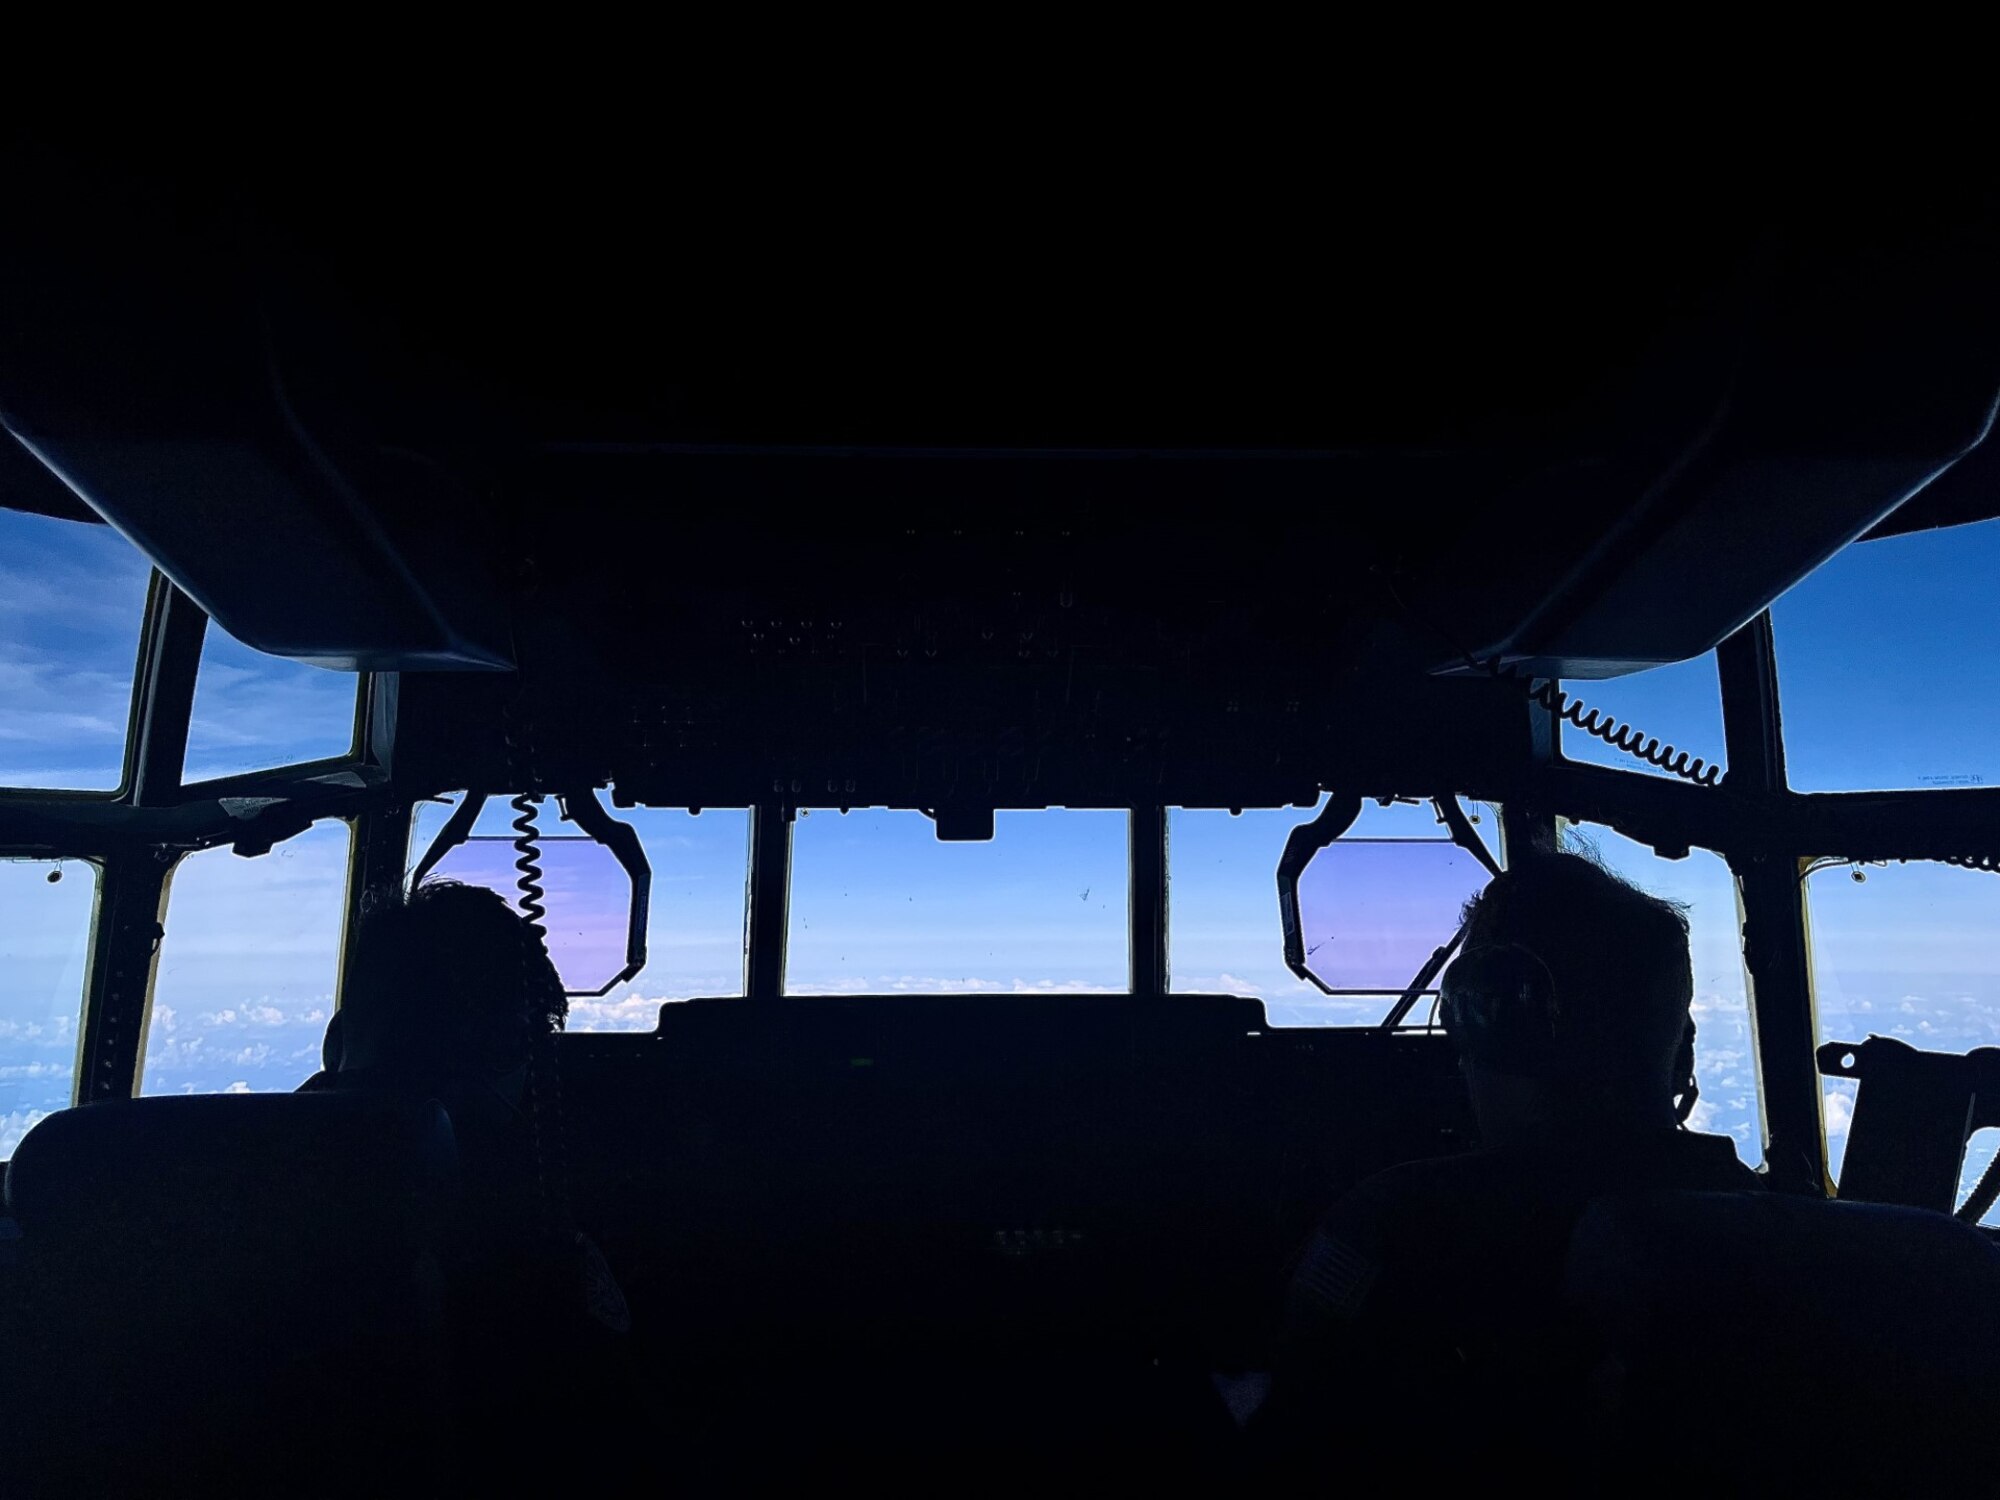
[3,145,1995,794]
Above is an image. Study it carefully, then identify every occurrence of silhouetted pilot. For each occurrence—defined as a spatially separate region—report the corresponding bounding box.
[1250,851,1760,1481]
[307,881,637,1476]
[308,881,576,1239]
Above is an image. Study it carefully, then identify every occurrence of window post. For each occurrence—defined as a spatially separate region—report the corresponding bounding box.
[76,846,174,1102]
[745,803,792,1000]
[126,576,206,808]
[1130,804,1168,994]
[336,803,413,1013]
[1717,613,1828,1194]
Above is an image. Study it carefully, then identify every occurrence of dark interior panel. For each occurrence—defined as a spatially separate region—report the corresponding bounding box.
[560,996,1469,1378]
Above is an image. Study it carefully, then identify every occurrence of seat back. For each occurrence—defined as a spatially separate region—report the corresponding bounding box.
[1565,1190,2000,1488]
[3,1093,459,1497]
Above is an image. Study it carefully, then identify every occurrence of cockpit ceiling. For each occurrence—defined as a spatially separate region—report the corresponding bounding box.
[3,144,1997,707]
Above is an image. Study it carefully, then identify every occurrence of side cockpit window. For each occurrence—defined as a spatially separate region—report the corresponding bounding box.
[1562,823,1763,1169]
[1557,652,1727,784]
[1807,860,2000,1212]
[0,506,152,791]
[1774,516,2000,792]
[0,859,96,1151]
[1775,519,2000,1206]
[183,621,362,784]
[138,822,351,1096]
[1,505,149,1142]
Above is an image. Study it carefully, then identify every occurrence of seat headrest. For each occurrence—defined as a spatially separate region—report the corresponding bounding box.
[4,1092,458,1245]
[1569,1190,2000,1352]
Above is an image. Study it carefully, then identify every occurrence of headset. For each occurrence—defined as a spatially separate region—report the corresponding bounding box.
[1439,941,1701,1126]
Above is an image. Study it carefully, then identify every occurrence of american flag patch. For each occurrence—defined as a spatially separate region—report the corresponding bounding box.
[1296,1228,1379,1320]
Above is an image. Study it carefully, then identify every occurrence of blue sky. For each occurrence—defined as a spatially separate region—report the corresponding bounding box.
[788,807,1130,994]
[0,505,357,792]
[4,505,2000,1206]
[184,629,358,784]
[0,510,151,790]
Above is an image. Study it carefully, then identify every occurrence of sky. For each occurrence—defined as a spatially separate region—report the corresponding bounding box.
[4,505,2000,1206]
[0,508,151,790]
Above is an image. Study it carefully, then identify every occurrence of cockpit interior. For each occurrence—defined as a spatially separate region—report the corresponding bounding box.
[3,135,1998,1492]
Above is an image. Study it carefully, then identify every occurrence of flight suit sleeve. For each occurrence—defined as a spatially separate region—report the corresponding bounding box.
[1248,1170,1413,1462]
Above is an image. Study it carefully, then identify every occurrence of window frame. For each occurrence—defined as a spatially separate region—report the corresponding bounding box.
[0,562,384,1111]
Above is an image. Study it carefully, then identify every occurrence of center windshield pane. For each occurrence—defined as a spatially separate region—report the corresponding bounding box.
[786,808,1129,994]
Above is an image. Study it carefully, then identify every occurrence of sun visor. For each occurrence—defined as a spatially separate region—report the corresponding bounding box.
[0,160,512,672]
[1418,231,2000,682]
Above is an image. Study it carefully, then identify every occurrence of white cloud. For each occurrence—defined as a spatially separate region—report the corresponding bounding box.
[1174,972,1327,1003]
[790,978,875,995]
[1,1108,50,1155]
[567,993,663,1033]
[0,548,149,629]
[223,1081,251,1095]
[1824,1086,1856,1140]
[1207,973,1267,999]
[0,1062,67,1081]
[0,1024,67,1048]
[781,975,1128,997]
[889,975,1002,993]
